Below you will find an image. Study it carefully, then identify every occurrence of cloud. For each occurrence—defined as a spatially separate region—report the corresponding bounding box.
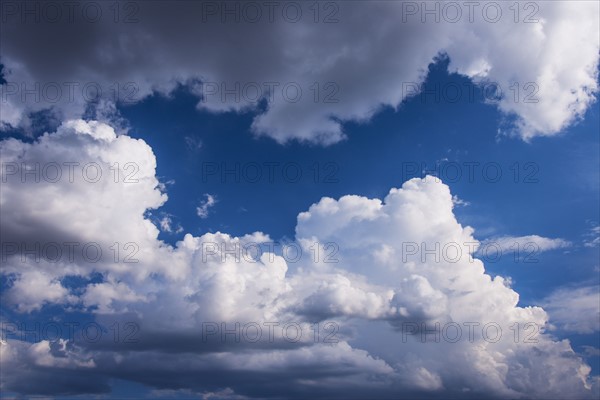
[1,1,597,143]
[0,120,597,398]
[184,136,203,152]
[451,195,470,207]
[542,285,600,334]
[480,235,571,254]
[584,225,600,248]
[197,194,217,219]
[0,339,110,396]
[2,269,74,313]
[155,214,183,234]
[159,216,174,232]
[582,346,600,358]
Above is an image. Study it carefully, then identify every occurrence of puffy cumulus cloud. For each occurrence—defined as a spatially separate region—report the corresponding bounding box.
[0,119,166,249]
[2,268,74,313]
[293,177,595,398]
[0,119,178,311]
[1,1,598,143]
[542,285,600,334]
[291,272,394,320]
[0,120,598,398]
[443,1,600,140]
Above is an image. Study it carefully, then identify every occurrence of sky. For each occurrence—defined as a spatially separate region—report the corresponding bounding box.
[0,1,599,399]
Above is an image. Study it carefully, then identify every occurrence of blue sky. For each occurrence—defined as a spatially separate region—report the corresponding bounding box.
[1,1,599,399]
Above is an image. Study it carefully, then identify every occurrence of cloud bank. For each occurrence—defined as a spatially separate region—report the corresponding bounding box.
[1,120,598,398]
[1,1,598,143]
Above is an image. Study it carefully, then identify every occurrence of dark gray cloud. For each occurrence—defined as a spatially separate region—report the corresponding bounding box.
[1,1,597,142]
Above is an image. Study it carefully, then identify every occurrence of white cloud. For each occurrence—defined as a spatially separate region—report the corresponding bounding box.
[584,225,600,248]
[1,2,597,143]
[197,194,217,219]
[451,195,470,207]
[157,214,183,234]
[481,235,571,253]
[2,269,74,313]
[27,339,96,369]
[0,120,597,398]
[582,346,600,357]
[159,216,174,232]
[543,285,600,334]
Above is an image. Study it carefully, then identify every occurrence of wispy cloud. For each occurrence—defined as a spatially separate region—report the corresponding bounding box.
[543,285,600,334]
[196,194,217,219]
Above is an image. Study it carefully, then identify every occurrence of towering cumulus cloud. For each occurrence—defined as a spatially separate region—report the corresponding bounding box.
[0,120,597,398]
[1,1,598,143]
